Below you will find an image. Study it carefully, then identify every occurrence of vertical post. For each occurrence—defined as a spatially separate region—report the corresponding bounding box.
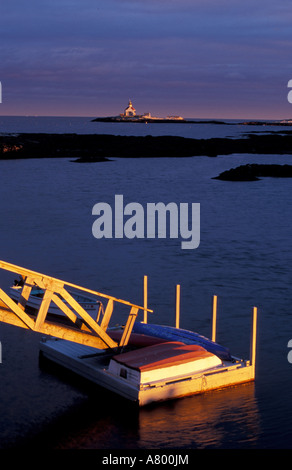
[175,284,180,328]
[212,295,217,342]
[35,288,54,329]
[18,276,34,311]
[250,306,258,375]
[100,298,114,331]
[143,275,148,324]
[119,306,139,347]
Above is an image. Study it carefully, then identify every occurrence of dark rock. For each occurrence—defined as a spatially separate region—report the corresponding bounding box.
[213,164,292,181]
[0,132,292,161]
[71,156,111,163]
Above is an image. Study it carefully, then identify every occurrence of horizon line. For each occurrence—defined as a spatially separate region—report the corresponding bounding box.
[0,113,290,122]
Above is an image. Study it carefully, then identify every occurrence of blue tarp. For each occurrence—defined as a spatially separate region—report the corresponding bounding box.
[132,322,232,362]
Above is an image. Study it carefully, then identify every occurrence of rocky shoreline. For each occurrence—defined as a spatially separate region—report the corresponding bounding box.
[0,132,292,162]
[91,117,228,124]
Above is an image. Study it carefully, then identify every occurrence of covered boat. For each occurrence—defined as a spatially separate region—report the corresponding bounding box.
[132,321,232,361]
[108,341,222,384]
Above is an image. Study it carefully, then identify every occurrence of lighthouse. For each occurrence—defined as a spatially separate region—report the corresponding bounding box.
[123,99,136,117]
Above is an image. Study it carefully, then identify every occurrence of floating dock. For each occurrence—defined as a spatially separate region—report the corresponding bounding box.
[0,261,257,406]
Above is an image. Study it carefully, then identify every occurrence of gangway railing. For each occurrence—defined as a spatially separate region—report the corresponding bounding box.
[0,260,153,350]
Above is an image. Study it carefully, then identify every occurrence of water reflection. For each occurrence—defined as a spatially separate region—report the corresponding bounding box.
[138,383,260,449]
[22,373,259,449]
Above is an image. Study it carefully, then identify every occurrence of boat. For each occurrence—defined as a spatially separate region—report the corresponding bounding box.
[0,261,257,407]
[9,283,101,318]
[132,321,232,361]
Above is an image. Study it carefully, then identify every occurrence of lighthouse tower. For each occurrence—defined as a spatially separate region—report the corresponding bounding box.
[123,99,136,117]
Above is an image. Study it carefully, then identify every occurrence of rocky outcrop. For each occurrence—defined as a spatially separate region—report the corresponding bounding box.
[213,164,292,181]
[0,134,110,161]
[0,132,292,161]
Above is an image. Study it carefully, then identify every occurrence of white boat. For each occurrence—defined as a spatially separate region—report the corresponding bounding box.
[9,284,100,318]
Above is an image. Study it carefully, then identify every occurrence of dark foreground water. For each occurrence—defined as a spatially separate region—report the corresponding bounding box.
[0,117,292,450]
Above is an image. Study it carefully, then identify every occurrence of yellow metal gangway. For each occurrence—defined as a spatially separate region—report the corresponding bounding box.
[0,260,153,350]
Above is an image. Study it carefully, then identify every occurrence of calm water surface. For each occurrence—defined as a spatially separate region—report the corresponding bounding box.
[0,117,292,449]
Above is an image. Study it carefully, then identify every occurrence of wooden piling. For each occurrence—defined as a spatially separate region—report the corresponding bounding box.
[143,275,148,324]
[175,284,180,328]
[212,295,217,342]
[250,306,258,375]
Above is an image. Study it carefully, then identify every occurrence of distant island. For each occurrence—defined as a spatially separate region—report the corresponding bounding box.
[213,164,292,181]
[91,99,228,124]
[91,101,292,126]
[241,119,292,126]
[91,99,187,123]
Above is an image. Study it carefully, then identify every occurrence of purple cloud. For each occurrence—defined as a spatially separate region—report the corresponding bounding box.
[1,0,292,118]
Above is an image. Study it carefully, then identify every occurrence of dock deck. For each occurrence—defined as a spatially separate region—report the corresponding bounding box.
[39,335,255,406]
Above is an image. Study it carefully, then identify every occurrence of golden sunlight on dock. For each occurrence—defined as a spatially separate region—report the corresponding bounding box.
[0,260,257,406]
[0,260,152,350]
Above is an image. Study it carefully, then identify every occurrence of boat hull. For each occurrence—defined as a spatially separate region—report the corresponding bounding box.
[132,322,232,361]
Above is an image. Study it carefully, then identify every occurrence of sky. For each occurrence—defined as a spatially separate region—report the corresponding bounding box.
[1,0,292,119]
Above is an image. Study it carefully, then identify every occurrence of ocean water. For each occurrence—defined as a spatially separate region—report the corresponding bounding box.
[0,116,292,450]
[0,114,288,138]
